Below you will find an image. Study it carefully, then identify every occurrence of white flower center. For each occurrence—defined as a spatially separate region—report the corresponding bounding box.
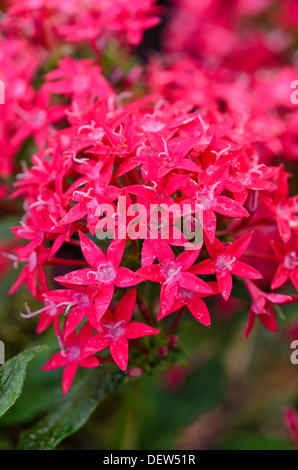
[103,320,126,341]
[162,262,182,284]
[96,262,116,282]
[68,345,81,362]
[215,254,236,272]
[284,251,298,270]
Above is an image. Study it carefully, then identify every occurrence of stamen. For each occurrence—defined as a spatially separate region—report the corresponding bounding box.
[20,302,47,318]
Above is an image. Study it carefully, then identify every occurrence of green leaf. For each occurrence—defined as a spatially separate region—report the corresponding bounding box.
[0,346,47,419]
[18,368,124,450]
[0,337,61,425]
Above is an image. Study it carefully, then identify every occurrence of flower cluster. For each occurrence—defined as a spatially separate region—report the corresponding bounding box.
[0,0,160,177]
[2,0,298,395]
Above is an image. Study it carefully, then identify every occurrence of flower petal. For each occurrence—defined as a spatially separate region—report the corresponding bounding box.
[125,322,160,339]
[62,362,78,395]
[110,337,129,371]
[231,260,262,279]
[187,297,211,326]
[107,239,126,267]
[115,288,137,324]
[179,272,213,294]
[79,231,106,268]
[115,268,142,287]
[217,271,233,300]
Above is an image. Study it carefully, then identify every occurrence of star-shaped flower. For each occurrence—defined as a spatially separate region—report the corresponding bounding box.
[244,279,296,337]
[55,232,141,321]
[190,232,262,300]
[42,322,100,395]
[271,234,298,291]
[137,240,212,315]
[81,288,159,371]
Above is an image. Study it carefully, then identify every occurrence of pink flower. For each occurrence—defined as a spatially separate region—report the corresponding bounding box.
[181,165,249,242]
[158,281,219,326]
[55,232,141,321]
[42,322,100,395]
[261,165,298,243]
[137,240,212,315]
[81,288,159,371]
[20,297,63,334]
[9,246,50,297]
[244,279,296,337]
[271,233,298,291]
[44,286,98,338]
[190,232,263,300]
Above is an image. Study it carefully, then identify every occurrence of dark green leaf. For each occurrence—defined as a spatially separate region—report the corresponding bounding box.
[0,346,47,418]
[18,368,124,450]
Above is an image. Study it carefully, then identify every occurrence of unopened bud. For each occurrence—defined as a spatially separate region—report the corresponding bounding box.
[168,335,179,349]
[127,367,143,379]
[158,346,168,358]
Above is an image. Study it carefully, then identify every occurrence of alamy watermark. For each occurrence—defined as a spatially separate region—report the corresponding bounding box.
[290,340,298,365]
[94,197,204,249]
[0,340,5,365]
[0,80,4,104]
[291,80,298,105]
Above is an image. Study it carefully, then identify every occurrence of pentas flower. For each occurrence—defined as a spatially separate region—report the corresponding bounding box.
[157,282,219,326]
[137,240,212,315]
[106,0,162,46]
[81,288,159,371]
[226,151,277,205]
[138,217,190,267]
[271,234,298,291]
[20,297,63,334]
[8,246,50,296]
[11,89,66,150]
[91,116,143,161]
[44,286,98,338]
[261,165,298,243]
[181,165,249,242]
[244,279,296,338]
[44,58,113,107]
[60,181,121,236]
[12,146,73,201]
[122,133,200,181]
[127,172,188,209]
[42,322,100,396]
[55,232,141,321]
[190,233,263,300]
[6,0,161,48]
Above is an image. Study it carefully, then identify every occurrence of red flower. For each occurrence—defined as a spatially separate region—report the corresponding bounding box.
[158,281,219,326]
[261,165,298,243]
[271,233,298,291]
[44,286,98,338]
[190,232,262,300]
[137,240,212,315]
[181,165,249,242]
[42,322,100,395]
[81,288,159,371]
[55,232,141,321]
[244,279,295,337]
